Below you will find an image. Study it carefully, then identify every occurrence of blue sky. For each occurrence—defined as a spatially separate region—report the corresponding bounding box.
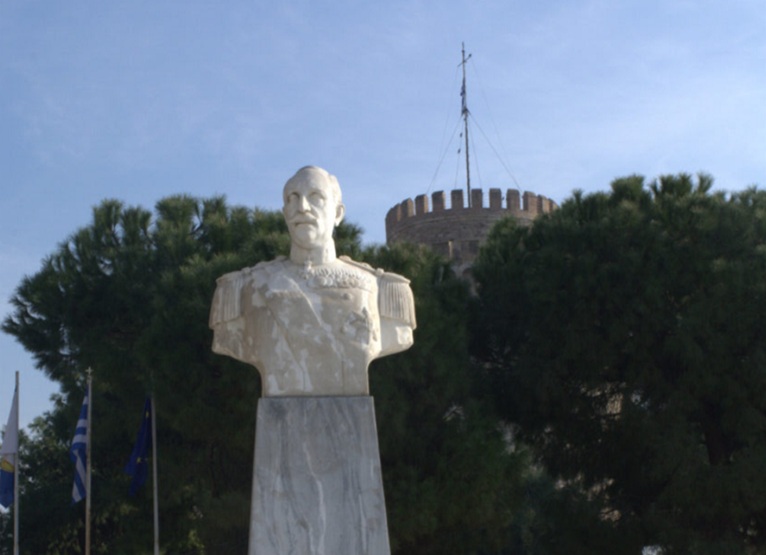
[2,0,765,428]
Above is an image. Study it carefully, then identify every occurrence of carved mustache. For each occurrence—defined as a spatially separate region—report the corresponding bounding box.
[289,216,318,226]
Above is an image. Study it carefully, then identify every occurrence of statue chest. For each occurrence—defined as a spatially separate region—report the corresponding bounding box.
[253,264,381,348]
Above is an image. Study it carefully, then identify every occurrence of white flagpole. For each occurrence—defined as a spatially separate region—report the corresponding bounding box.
[85,368,92,555]
[151,396,160,555]
[13,371,19,555]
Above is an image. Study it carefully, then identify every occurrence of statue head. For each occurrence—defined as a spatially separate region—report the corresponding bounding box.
[282,166,346,254]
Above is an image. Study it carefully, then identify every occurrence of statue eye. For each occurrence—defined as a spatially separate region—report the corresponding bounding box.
[310,192,325,206]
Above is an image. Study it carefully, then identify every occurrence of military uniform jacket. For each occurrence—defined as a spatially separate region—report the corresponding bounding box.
[209,256,416,396]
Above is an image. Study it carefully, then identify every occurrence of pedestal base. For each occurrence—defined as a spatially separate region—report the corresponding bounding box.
[249,396,391,555]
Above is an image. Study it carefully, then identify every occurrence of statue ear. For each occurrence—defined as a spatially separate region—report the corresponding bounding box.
[335,203,345,226]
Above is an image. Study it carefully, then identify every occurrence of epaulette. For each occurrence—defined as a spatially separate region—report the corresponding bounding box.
[378,271,416,329]
[338,256,416,328]
[210,258,290,326]
[210,269,248,325]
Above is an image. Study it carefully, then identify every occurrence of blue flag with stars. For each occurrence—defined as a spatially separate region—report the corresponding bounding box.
[124,397,152,496]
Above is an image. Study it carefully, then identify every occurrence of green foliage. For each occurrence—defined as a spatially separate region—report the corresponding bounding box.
[473,174,766,554]
[2,195,526,553]
[1,196,363,552]
[364,243,528,554]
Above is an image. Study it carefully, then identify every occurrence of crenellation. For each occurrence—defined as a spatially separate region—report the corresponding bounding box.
[471,189,483,209]
[451,189,464,209]
[386,188,556,224]
[507,189,521,211]
[432,191,446,211]
[489,188,502,209]
[415,194,429,215]
[385,204,400,230]
[522,191,538,216]
[385,186,558,265]
[401,198,414,218]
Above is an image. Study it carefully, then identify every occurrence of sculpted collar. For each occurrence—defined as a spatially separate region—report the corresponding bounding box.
[295,261,376,291]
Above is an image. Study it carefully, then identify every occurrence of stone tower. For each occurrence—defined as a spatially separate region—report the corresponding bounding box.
[385,187,557,269]
[387,45,558,269]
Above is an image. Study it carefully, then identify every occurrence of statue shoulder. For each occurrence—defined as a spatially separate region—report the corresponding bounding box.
[338,255,383,276]
[338,256,416,328]
[210,257,287,324]
[338,255,411,284]
[249,256,288,280]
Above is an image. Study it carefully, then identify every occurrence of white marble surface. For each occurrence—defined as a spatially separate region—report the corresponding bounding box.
[249,396,391,555]
[210,166,415,396]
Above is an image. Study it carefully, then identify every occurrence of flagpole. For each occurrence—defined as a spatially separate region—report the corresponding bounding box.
[151,395,160,555]
[12,371,19,555]
[85,368,92,555]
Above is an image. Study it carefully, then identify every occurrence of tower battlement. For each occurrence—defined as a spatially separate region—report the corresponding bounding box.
[385,187,557,265]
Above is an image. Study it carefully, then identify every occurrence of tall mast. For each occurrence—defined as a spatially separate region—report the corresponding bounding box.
[85,368,92,555]
[460,42,472,207]
[13,371,19,555]
[151,396,160,555]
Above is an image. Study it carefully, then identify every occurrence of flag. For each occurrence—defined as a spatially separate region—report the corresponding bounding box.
[0,386,19,509]
[124,397,152,496]
[70,390,89,504]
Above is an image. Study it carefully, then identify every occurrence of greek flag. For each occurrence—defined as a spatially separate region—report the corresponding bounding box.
[0,386,19,509]
[70,390,89,504]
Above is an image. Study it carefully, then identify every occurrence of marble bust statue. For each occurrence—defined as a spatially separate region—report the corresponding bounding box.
[209,166,416,396]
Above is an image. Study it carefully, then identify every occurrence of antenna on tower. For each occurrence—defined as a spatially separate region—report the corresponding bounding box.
[459,42,472,207]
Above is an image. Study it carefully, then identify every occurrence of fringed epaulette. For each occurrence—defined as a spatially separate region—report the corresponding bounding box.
[209,269,248,326]
[209,259,285,326]
[338,256,416,328]
[379,272,417,329]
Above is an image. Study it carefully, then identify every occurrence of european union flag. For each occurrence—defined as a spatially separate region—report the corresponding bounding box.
[124,398,152,496]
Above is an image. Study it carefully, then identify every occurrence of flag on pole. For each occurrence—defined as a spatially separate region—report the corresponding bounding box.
[70,390,89,504]
[124,397,152,496]
[0,386,19,509]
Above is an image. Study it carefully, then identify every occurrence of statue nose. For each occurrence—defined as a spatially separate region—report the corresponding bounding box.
[297,195,310,211]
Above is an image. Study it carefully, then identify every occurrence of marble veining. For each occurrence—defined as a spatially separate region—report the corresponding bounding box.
[249,396,391,555]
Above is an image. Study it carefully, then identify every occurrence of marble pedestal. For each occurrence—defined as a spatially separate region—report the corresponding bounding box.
[249,396,391,555]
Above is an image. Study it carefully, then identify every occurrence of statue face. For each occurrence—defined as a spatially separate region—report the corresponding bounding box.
[283,170,344,251]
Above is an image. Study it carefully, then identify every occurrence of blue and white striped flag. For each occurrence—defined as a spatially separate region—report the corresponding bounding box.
[70,390,89,504]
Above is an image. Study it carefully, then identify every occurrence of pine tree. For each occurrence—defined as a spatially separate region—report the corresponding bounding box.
[473,174,766,554]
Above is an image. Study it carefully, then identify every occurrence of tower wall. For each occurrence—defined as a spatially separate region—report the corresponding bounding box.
[385,187,557,265]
